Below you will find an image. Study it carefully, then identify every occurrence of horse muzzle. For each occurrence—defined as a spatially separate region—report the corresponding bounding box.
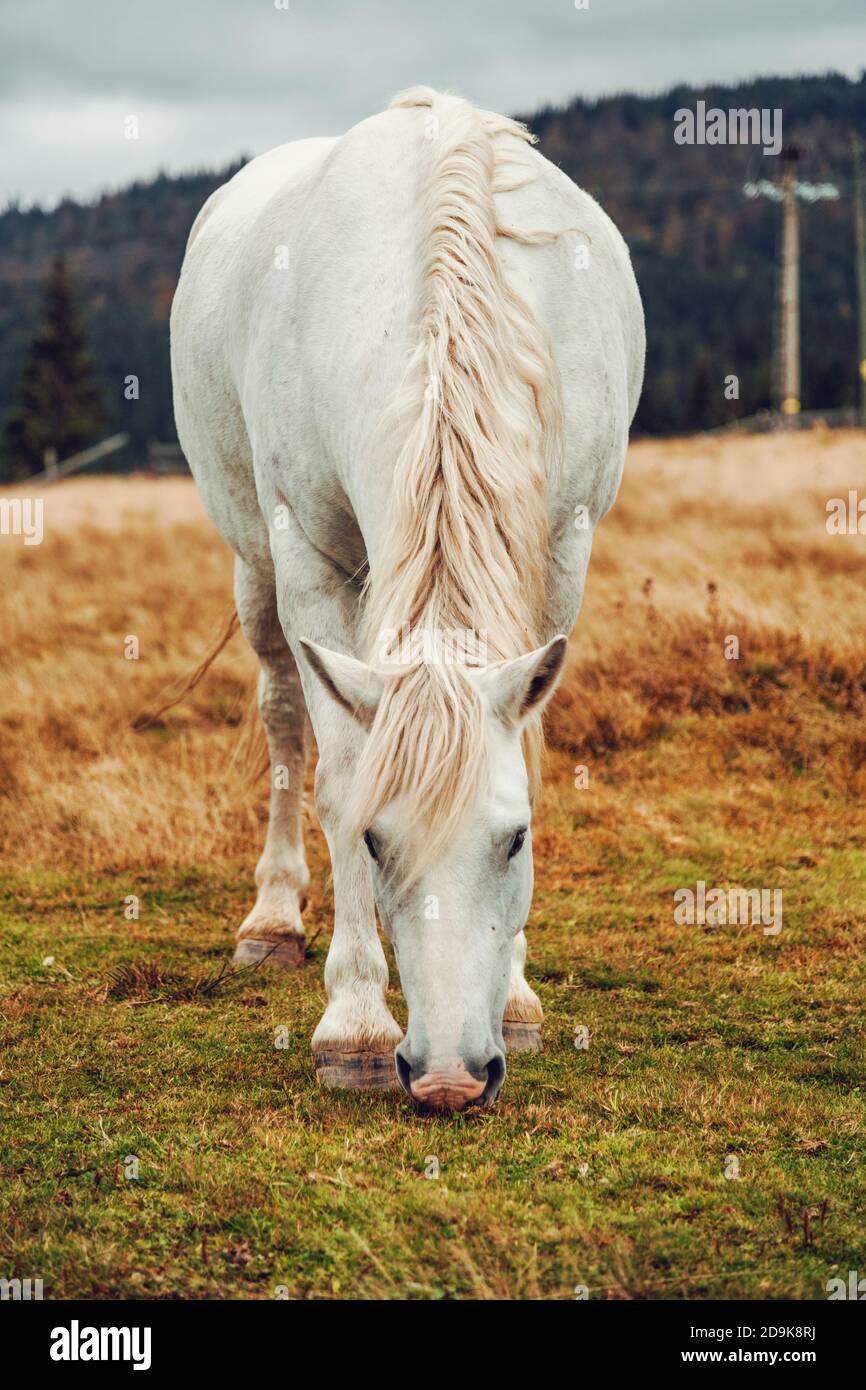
[395,1045,506,1110]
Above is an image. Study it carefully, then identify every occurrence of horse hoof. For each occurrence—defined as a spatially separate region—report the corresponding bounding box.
[314,1049,399,1090]
[503,1020,543,1053]
[233,936,305,969]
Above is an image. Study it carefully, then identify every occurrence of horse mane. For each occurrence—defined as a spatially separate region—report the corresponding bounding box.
[352,86,564,870]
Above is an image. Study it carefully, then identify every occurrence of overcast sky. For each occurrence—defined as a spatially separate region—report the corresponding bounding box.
[2,0,864,207]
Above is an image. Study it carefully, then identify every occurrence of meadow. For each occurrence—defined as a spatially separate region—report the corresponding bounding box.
[1,428,864,1299]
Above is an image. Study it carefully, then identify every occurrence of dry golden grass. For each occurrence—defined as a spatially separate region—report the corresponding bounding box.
[1,428,864,874]
[2,430,865,1301]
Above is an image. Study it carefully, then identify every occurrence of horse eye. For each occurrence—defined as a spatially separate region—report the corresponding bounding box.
[363,829,380,863]
[508,828,527,860]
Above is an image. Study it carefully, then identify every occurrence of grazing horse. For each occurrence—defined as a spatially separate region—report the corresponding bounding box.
[171,87,644,1109]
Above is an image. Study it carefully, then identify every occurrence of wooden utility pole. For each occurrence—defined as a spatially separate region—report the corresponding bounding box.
[746,154,837,421]
[852,136,866,425]
[777,145,801,419]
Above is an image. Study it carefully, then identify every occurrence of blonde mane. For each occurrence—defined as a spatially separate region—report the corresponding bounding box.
[352,87,564,867]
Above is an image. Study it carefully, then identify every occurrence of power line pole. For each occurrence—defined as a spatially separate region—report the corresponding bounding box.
[744,166,837,423]
[852,136,866,426]
[777,145,801,420]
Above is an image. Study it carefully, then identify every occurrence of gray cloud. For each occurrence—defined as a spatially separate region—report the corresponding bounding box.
[1,0,864,206]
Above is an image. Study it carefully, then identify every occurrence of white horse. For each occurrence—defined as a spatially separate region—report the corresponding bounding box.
[171,87,644,1110]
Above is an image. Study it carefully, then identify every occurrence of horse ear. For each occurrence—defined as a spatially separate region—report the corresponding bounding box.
[476,636,568,728]
[298,640,384,729]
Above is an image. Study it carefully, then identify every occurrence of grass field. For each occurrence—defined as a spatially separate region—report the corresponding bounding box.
[1,429,865,1299]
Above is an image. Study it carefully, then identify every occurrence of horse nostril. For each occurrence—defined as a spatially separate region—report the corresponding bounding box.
[482,1050,506,1104]
[394,1045,414,1098]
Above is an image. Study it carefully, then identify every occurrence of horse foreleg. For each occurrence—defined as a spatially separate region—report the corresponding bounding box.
[310,787,404,1089]
[271,518,403,1088]
[233,558,309,968]
[500,531,594,1050]
[503,929,544,1053]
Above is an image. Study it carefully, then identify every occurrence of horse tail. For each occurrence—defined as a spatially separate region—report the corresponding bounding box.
[132,607,239,731]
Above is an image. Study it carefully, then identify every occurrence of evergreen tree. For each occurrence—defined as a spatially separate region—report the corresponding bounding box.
[1,256,106,481]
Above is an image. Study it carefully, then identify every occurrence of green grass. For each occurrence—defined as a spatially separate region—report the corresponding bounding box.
[1,852,864,1300]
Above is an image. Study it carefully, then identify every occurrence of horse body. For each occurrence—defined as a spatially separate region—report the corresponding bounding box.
[171,89,644,1109]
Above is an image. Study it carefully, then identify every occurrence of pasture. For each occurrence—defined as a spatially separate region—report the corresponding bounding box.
[1,428,864,1299]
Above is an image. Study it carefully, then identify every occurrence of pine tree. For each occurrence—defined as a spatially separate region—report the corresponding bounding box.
[1,256,106,481]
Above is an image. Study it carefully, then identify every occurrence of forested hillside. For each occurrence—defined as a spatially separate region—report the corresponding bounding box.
[1,72,864,469]
[522,73,866,433]
[0,162,244,469]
